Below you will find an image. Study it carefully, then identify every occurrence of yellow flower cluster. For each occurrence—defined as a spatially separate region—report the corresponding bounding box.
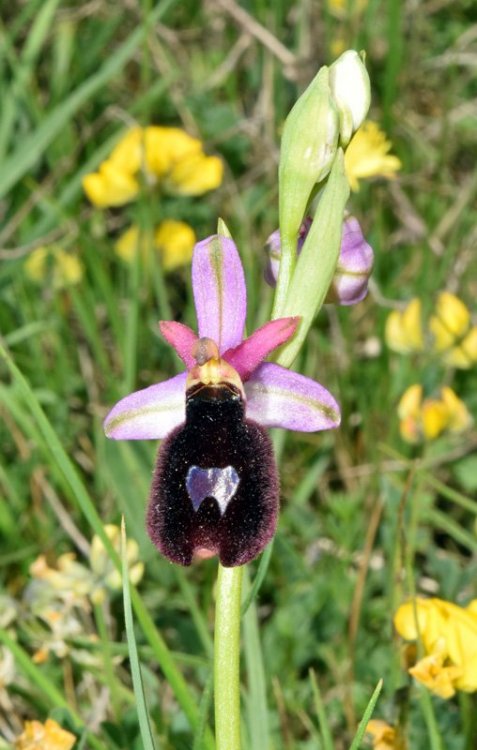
[83,126,223,208]
[430,292,477,368]
[27,525,144,664]
[397,384,472,443]
[115,220,196,270]
[386,293,475,443]
[386,293,477,368]
[344,121,401,192]
[15,718,76,750]
[394,597,477,699]
[31,524,144,608]
[24,246,83,289]
[82,125,222,271]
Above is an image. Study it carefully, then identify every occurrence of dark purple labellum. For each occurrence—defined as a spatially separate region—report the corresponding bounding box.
[147,382,279,567]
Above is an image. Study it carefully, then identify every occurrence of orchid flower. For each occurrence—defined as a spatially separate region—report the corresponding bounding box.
[104,234,340,566]
[265,215,374,306]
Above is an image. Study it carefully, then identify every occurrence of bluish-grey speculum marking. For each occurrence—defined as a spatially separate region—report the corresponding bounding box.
[186,465,240,515]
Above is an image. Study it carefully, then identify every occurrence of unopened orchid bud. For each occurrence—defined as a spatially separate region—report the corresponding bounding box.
[325,216,373,305]
[265,215,373,306]
[329,50,371,146]
[264,218,312,287]
[279,67,339,244]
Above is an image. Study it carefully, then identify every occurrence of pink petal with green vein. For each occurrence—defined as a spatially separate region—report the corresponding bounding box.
[244,363,340,431]
[104,373,186,440]
[224,317,300,381]
[192,235,246,353]
[159,321,198,369]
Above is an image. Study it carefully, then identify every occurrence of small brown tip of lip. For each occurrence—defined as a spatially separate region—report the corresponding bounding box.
[193,546,217,562]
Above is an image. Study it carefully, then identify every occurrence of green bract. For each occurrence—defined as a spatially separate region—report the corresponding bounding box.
[275,151,350,367]
[275,66,339,314]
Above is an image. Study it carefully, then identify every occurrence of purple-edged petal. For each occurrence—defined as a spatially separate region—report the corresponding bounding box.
[104,373,186,440]
[244,362,340,431]
[192,234,246,353]
[325,216,373,305]
[224,317,300,381]
[159,321,198,369]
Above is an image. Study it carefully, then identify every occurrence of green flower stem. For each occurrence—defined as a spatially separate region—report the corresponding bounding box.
[272,232,296,320]
[214,563,244,750]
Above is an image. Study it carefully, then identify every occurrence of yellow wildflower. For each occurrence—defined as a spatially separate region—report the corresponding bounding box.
[421,398,449,440]
[30,524,144,609]
[366,720,403,750]
[409,647,463,699]
[394,597,477,697]
[327,0,368,17]
[30,555,94,605]
[155,220,196,270]
[115,221,196,271]
[429,292,477,369]
[15,718,76,750]
[344,121,401,192]
[397,385,471,444]
[89,524,144,605]
[385,299,423,354]
[397,384,423,443]
[115,226,155,263]
[83,125,223,208]
[25,246,83,289]
[82,160,140,208]
[440,386,473,433]
[329,37,346,59]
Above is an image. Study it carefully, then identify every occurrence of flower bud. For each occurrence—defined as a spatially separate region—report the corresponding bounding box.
[325,216,373,305]
[264,215,373,306]
[278,67,339,243]
[329,50,371,146]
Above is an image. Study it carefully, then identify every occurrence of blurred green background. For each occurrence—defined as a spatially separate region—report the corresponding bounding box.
[1,1,477,748]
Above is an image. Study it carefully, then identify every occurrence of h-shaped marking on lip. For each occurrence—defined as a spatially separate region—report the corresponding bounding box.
[186,465,240,515]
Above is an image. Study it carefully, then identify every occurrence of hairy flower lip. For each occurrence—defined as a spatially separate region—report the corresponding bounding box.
[103,233,340,565]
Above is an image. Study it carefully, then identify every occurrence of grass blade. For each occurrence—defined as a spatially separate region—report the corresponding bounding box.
[348,679,383,750]
[121,518,157,750]
[309,669,334,750]
[0,0,178,200]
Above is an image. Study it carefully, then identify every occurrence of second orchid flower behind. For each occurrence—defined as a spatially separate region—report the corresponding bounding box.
[265,215,373,306]
[104,234,340,567]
